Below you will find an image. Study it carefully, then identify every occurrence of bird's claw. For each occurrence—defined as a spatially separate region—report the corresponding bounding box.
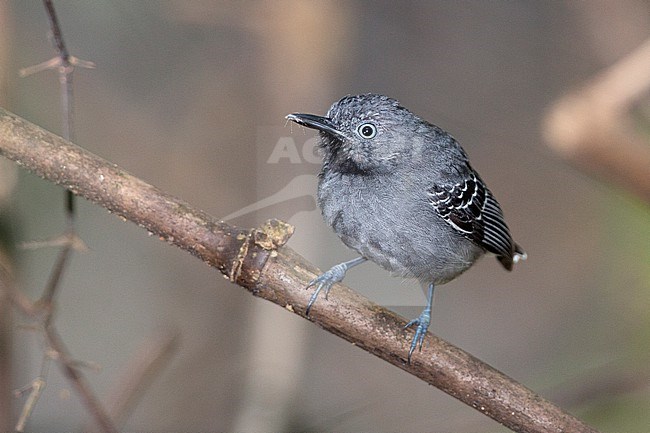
[305,263,348,315]
[404,312,431,363]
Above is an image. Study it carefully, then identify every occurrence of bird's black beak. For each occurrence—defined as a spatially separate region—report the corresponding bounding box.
[286,113,346,139]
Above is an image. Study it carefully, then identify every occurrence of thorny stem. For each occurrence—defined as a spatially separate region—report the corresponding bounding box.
[14,352,51,432]
[43,0,69,62]
[20,0,95,229]
[39,230,73,310]
[45,326,119,433]
[44,0,76,226]
[14,377,46,432]
[43,0,76,220]
[12,2,112,432]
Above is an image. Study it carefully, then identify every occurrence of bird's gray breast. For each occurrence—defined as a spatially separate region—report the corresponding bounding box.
[317,170,484,284]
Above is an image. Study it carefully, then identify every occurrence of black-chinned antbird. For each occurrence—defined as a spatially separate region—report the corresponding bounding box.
[286,94,526,362]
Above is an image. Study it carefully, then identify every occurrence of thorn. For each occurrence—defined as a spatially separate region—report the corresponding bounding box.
[19,55,95,78]
[19,233,89,252]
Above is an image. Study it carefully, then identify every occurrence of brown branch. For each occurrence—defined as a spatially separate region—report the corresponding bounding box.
[544,37,650,205]
[0,107,600,433]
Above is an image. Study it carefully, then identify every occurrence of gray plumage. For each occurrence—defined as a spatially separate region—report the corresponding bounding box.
[287,93,525,361]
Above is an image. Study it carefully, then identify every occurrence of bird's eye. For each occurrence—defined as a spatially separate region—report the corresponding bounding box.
[356,123,377,139]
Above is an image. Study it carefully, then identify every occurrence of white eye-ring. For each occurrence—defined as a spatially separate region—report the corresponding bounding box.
[356,122,377,139]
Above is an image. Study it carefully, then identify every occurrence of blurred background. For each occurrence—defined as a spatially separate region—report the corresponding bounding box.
[1,1,649,432]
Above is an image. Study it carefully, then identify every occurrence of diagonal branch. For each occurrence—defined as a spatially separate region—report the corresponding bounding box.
[0,107,600,433]
[544,37,650,205]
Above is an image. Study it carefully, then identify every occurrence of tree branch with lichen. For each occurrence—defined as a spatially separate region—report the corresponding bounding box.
[0,107,600,433]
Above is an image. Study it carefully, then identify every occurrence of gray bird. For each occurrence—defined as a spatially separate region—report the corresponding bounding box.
[286,94,526,361]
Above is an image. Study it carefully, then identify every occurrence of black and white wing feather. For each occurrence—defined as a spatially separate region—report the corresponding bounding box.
[428,171,524,270]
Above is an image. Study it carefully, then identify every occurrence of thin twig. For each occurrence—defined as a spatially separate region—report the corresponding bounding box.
[44,325,119,433]
[19,232,88,251]
[42,0,69,62]
[96,330,179,431]
[20,0,94,228]
[39,230,73,309]
[43,0,75,222]
[13,2,108,431]
[14,377,46,432]
[14,351,52,433]
[3,253,117,433]
[0,108,601,433]
[2,260,49,432]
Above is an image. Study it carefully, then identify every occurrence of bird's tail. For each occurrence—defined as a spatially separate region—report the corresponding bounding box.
[497,243,527,271]
[513,243,527,264]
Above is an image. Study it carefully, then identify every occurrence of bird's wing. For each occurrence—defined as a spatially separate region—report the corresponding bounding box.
[428,171,515,264]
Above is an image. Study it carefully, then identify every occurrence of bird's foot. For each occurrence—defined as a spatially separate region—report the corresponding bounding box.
[304,257,367,315]
[305,263,348,315]
[404,309,431,363]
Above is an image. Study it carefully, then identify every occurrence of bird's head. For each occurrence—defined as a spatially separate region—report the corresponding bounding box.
[287,94,429,174]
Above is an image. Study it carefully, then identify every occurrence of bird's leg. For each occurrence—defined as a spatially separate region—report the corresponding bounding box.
[404,282,435,363]
[305,256,367,315]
